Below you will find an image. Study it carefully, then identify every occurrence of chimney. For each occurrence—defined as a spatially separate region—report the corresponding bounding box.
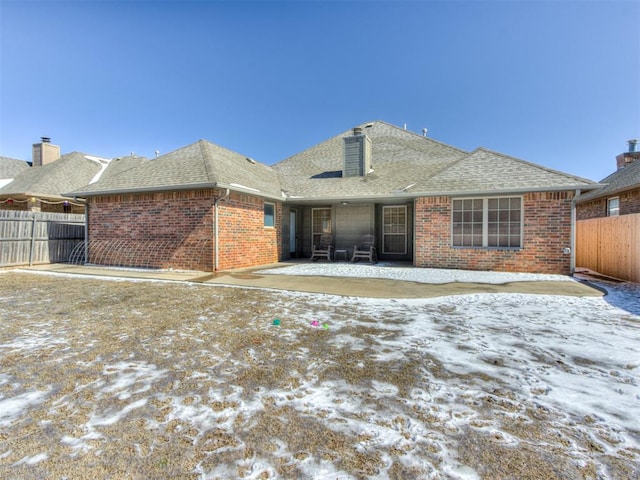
[32,137,61,167]
[616,139,640,170]
[343,127,372,177]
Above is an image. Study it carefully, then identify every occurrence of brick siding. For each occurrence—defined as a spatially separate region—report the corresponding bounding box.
[87,189,282,272]
[577,187,640,220]
[216,192,282,270]
[415,191,574,274]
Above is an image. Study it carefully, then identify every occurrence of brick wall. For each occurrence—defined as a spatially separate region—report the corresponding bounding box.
[415,191,574,274]
[577,187,640,219]
[87,189,282,271]
[216,192,282,270]
[576,198,606,220]
[622,187,640,215]
[88,189,216,271]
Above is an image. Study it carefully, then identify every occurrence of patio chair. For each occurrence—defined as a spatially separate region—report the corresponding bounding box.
[311,234,334,262]
[351,233,377,264]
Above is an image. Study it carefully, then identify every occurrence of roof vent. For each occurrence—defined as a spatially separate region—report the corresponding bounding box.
[352,127,364,136]
[41,136,51,143]
[628,139,639,153]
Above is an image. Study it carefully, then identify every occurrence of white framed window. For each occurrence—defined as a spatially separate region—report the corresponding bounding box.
[264,202,275,227]
[382,205,407,254]
[452,197,522,248]
[607,197,619,217]
[311,208,332,249]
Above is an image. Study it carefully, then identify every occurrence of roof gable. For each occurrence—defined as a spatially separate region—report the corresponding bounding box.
[426,148,597,194]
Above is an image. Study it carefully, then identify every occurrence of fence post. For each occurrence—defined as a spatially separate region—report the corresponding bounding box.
[29,214,38,266]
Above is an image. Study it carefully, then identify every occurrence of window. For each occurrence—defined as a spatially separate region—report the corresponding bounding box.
[452,199,483,247]
[607,197,619,217]
[264,202,275,227]
[311,208,332,248]
[452,197,522,248]
[382,205,407,254]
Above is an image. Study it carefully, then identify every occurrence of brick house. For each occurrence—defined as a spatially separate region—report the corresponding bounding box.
[71,140,283,271]
[576,140,640,219]
[70,121,599,274]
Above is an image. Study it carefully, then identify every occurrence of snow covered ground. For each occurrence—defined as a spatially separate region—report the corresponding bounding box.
[0,268,638,479]
[260,262,640,315]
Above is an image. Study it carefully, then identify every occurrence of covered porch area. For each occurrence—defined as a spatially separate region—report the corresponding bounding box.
[281,200,414,263]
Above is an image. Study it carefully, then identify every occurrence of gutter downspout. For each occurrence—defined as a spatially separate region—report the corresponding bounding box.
[570,189,581,275]
[214,189,230,271]
[84,200,88,265]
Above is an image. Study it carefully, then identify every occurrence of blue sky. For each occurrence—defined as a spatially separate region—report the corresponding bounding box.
[1,0,638,182]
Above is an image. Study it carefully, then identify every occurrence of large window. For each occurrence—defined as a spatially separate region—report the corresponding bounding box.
[607,197,619,217]
[452,197,522,248]
[264,202,275,227]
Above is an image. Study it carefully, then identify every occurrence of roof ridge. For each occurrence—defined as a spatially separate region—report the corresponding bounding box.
[197,139,218,183]
[370,120,469,155]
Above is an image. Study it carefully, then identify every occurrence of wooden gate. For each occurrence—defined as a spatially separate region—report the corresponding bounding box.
[576,213,640,283]
[0,211,85,267]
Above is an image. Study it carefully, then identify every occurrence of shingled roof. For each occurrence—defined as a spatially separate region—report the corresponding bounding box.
[577,159,640,203]
[273,121,597,201]
[0,156,30,178]
[70,140,283,200]
[0,152,106,199]
[0,156,30,189]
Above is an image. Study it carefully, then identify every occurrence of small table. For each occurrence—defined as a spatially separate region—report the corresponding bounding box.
[334,249,350,262]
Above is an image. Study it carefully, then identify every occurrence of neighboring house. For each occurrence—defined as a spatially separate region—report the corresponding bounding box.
[70,121,600,274]
[576,140,640,219]
[0,138,145,214]
[0,156,30,190]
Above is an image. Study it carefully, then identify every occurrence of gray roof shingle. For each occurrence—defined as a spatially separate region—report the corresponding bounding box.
[64,121,599,202]
[273,121,597,200]
[0,156,30,179]
[0,152,103,198]
[578,160,640,202]
[70,140,283,200]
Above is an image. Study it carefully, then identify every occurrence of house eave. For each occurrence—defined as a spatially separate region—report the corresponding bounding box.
[0,191,81,201]
[283,184,604,204]
[68,182,220,198]
[575,184,637,204]
[438,184,604,198]
[69,182,285,202]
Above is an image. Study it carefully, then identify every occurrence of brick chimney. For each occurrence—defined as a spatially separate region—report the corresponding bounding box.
[32,137,61,167]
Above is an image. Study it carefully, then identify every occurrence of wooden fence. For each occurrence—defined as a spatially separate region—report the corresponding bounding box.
[0,211,85,267]
[576,213,640,283]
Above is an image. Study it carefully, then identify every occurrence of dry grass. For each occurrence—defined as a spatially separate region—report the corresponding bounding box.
[0,272,637,479]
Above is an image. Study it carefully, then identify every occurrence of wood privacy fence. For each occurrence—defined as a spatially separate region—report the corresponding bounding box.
[0,211,85,267]
[576,213,640,283]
